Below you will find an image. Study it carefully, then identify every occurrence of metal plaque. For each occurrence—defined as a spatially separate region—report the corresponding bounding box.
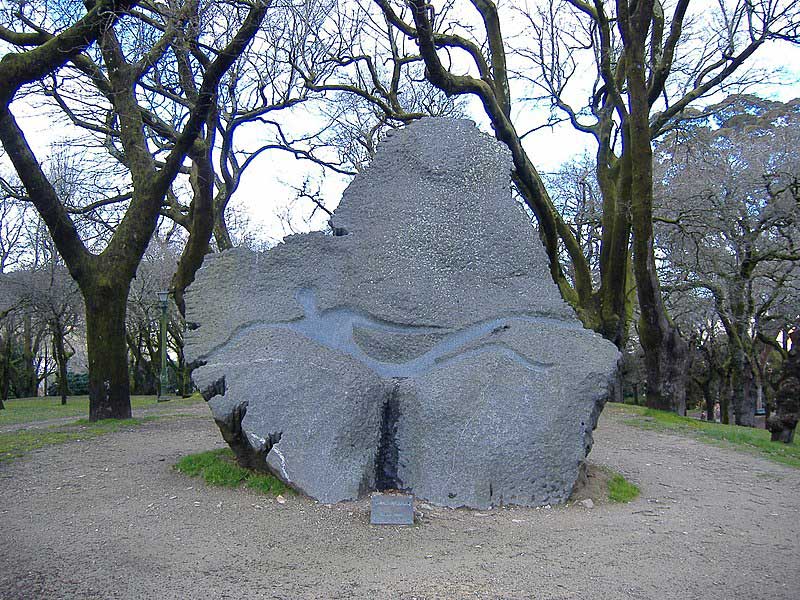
[370,493,414,525]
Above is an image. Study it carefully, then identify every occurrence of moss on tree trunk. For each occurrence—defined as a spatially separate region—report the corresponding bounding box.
[85,285,132,421]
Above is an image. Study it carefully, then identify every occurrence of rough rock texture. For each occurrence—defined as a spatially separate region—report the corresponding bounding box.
[185,118,619,508]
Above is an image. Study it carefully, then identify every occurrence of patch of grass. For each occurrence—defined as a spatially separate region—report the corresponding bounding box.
[608,403,800,469]
[607,472,640,503]
[0,417,157,462]
[173,447,224,476]
[247,473,292,495]
[0,394,204,426]
[175,448,293,496]
[571,464,640,505]
[203,459,252,487]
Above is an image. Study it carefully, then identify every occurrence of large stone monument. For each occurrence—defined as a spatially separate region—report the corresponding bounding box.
[185,118,619,508]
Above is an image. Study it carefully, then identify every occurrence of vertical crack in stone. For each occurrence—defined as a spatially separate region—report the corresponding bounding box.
[375,379,403,491]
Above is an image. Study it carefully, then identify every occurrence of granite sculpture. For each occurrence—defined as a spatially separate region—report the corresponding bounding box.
[185,118,620,508]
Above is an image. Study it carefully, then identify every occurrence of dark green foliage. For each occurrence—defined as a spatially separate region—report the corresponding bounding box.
[0,340,35,399]
[607,473,640,503]
[47,372,89,396]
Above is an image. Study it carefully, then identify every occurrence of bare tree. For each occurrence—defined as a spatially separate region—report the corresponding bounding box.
[7,266,81,404]
[656,95,800,425]
[135,0,330,312]
[0,172,31,273]
[287,0,465,177]
[125,235,183,394]
[544,154,605,282]
[0,0,269,420]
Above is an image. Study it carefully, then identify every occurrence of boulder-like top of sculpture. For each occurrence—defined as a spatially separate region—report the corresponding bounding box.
[186,118,619,509]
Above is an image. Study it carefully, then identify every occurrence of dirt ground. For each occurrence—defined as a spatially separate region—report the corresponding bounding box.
[1,403,798,600]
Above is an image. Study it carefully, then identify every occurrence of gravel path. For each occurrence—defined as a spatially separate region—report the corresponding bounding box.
[1,405,798,599]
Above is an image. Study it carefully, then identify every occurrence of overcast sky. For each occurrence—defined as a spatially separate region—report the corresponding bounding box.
[228,36,800,244]
[5,4,800,247]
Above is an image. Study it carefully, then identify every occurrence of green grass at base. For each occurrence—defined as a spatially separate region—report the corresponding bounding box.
[175,448,293,496]
[0,417,158,462]
[0,394,203,426]
[609,403,800,469]
[607,472,640,502]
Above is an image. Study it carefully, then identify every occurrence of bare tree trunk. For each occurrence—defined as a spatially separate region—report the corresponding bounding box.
[639,327,688,414]
[767,333,799,443]
[730,349,756,427]
[52,327,70,405]
[595,137,633,348]
[621,0,688,414]
[85,285,132,421]
[213,217,234,251]
[171,139,215,316]
[172,322,192,397]
[701,377,716,422]
[629,144,688,414]
[0,332,9,409]
[21,315,38,397]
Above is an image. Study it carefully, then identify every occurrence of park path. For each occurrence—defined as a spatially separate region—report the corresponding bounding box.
[1,405,798,599]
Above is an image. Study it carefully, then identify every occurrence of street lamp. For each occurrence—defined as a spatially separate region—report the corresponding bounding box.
[157,290,170,402]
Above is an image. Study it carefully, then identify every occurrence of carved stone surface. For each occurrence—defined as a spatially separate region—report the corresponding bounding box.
[185,118,619,508]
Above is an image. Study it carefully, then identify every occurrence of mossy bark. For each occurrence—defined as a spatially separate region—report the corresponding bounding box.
[620,0,688,413]
[84,284,133,421]
[0,2,268,420]
[404,0,635,349]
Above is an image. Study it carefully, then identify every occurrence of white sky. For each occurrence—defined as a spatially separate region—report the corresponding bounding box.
[231,35,800,244]
[4,2,800,247]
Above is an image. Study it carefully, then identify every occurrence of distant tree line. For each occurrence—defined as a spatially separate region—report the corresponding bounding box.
[0,229,195,406]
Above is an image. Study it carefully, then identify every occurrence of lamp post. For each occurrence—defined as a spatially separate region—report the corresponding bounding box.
[157,290,170,402]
